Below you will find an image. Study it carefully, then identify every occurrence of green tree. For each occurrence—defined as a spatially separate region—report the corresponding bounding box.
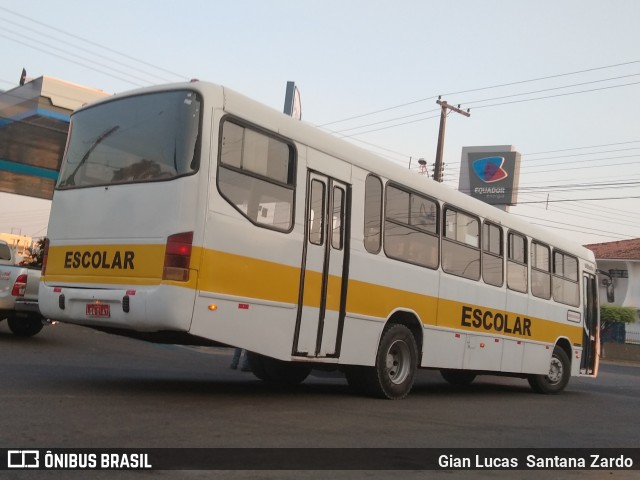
[601,304,637,326]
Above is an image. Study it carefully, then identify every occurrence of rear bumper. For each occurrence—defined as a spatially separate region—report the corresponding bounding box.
[39,283,195,332]
[15,299,41,315]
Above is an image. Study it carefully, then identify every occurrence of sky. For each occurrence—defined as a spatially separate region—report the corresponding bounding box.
[0,0,639,246]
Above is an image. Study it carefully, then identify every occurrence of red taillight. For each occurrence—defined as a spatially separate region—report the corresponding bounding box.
[163,232,193,282]
[11,274,28,297]
[42,238,50,275]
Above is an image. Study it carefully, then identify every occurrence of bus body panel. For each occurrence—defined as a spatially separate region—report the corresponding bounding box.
[40,174,204,332]
[39,283,196,332]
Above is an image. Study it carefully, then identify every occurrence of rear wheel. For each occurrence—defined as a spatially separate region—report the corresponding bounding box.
[8,315,44,337]
[359,324,418,400]
[246,352,270,381]
[528,346,571,394]
[440,369,477,386]
[247,352,311,385]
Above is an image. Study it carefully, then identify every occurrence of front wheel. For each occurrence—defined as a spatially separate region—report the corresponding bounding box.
[528,346,571,394]
[8,315,44,337]
[359,324,418,400]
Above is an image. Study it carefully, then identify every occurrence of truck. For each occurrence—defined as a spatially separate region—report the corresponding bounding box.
[0,239,47,337]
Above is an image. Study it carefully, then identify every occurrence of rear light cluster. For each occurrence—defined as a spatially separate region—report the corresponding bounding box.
[163,232,193,282]
[11,274,27,297]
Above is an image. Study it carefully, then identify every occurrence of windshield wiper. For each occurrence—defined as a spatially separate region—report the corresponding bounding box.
[60,125,120,187]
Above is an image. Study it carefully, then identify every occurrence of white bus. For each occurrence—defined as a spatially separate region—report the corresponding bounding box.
[40,81,599,399]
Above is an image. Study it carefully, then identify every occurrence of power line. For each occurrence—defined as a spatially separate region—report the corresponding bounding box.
[319,60,640,127]
[512,195,640,204]
[523,140,640,156]
[519,190,640,220]
[470,81,640,110]
[520,147,640,162]
[522,154,640,170]
[330,79,640,138]
[518,193,640,239]
[447,155,640,176]
[458,73,640,107]
[0,6,185,81]
[520,199,640,230]
[327,107,440,134]
[0,18,176,85]
[334,114,441,138]
[0,32,148,87]
[527,222,633,241]
[515,213,636,238]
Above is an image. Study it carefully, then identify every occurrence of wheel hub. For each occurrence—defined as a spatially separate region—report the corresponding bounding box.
[386,339,411,385]
[547,357,563,384]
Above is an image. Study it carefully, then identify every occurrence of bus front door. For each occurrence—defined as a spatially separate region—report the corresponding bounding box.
[581,272,599,375]
[293,171,350,358]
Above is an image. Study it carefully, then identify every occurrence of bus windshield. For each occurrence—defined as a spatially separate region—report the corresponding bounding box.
[58,90,201,189]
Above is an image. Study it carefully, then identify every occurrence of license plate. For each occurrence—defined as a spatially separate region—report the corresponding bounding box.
[86,303,110,318]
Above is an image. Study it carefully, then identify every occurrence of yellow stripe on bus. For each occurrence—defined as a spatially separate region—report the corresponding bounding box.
[44,245,583,345]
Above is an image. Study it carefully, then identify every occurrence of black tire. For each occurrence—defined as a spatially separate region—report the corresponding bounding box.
[8,315,44,337]
[440,369,477,386]
[246,352,271,381]
[247,352,311,385]
[360,324,418,400]
[528,346,571,394]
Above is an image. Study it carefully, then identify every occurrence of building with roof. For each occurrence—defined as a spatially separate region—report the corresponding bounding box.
[0,73,109,199]
[585,238,640,343]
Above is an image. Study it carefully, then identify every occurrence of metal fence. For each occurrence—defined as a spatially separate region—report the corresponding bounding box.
[625,331,640,345]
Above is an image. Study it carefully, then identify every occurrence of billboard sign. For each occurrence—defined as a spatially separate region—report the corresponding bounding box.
[459,146,521,211]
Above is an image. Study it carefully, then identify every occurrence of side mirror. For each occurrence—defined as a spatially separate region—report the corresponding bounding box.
[605,280,615,303]
[597,270,615,303]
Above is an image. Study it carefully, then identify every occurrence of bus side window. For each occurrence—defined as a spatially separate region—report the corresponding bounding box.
[218,119,295,232]
[363,175,382,254]
[553,251,580,306]
[507,231,528,293]
[442,207,480,280]
[332,186,345,250]
[531,241,551,299]
[384,184,439,269]
[309,180,325,245]
[482,222,504,287]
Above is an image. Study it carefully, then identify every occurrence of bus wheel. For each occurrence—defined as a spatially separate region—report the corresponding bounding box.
[8,315,44,337]
[246,352,271,381]
[527,346,571,394]
[440,369,476,386]
[361,324,418,400]
[247,353,311,385]
[266,360,311,385]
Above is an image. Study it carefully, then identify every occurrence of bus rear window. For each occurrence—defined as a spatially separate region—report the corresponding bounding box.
[57,90,201,189]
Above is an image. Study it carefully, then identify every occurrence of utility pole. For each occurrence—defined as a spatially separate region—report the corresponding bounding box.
[433,97,470,182]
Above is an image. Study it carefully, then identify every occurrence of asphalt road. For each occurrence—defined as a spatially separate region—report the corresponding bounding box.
[1,320,638,480]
